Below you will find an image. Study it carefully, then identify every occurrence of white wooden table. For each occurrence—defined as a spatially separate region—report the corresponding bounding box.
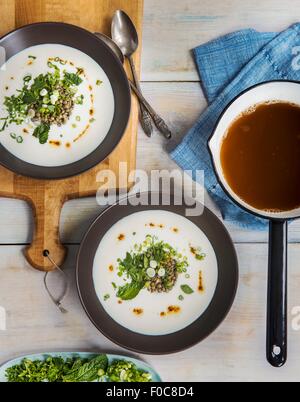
[1,0,300,382]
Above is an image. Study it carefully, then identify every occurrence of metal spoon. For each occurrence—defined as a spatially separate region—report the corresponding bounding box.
[94,32,172,140]
[110,12,152,137]
[94,32,125,64]
[112,10,172,140]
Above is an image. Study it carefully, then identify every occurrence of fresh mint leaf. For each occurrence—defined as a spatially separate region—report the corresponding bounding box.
[64,72,83,86]
[117,282,143,300]
[5,355,109,383]
[180,284,194,295]
[62,355,108,382]
[22,92,36,104]
[33,123,50,144]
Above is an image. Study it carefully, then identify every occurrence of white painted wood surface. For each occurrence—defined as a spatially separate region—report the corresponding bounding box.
[1,244,300,382]
[1,0,300,382]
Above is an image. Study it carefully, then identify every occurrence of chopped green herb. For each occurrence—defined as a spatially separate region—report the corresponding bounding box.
[89,118,96,123]
[63,72,83,86]
[23,75,32,83]
[28,55,36,60]
[178,295,184,301]
[9,133,23,144]
[116,235,188,300]
[181,284,194,295]
[111,282,117,290]
[191,246,206,261]
[107,360,152,383]
[72,123,77,128]
[22,92,36,104]
[104,294,110,301]
[0,58,87,142]
[76,67,84,76]
[47,61,56,69]
[33,123,50,144]
[54,56,67,65]
[5,355,109,383]
[5,354,152,383]
[96,80,103,86]
[0,119,8,132]
[185,274,190,279]
[75,94,84,105]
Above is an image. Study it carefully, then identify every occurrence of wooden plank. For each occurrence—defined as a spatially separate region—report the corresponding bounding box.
[0,0,15,36]
[142,0,300,81]
[3,194,300,245]
[1,243,300,381]
[0,0,143,271]
[0,82,300,245]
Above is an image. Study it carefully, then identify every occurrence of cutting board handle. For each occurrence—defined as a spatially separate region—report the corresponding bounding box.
[24,194,67,272]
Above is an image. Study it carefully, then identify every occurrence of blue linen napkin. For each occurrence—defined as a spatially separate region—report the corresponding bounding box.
[171,24,300,230]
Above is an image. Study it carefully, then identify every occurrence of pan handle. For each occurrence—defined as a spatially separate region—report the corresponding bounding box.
[267,220,288,367]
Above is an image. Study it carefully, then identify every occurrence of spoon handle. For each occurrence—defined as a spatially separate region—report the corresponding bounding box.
[128,56,153,138]
[129,81,172,140]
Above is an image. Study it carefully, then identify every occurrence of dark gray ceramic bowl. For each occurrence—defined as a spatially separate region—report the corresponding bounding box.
[0,22,131,180]
[76,193,239,355]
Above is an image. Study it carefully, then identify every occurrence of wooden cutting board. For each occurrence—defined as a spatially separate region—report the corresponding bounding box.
[0,0,143,271]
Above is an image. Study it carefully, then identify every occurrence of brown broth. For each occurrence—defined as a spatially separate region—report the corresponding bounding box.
[220,102,300,212]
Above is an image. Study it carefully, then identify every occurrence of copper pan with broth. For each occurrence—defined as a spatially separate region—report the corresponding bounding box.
[208,80,300,368]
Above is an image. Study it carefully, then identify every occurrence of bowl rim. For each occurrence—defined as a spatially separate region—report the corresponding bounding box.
[208,79,300,221]
[0,21,131,180]
[76,191,239,355]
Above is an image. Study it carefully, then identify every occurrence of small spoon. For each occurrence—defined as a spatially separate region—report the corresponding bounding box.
[94,32,172,140]
[110,11,152,138]
[112,10,172,140]
[94,32,125,64]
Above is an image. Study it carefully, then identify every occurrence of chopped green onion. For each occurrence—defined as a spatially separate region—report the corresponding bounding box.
[146,268,156,278]
[75,94,84,105]
[0,119,8,132]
